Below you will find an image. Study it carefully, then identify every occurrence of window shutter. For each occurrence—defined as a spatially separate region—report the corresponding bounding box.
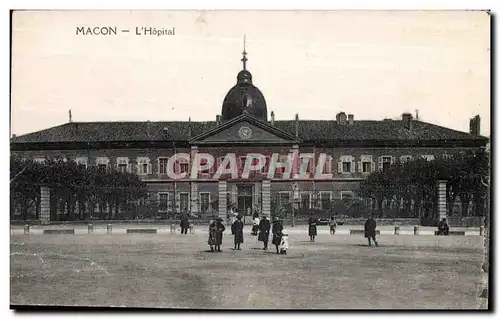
[378,157,383,171]
[337,161,343,173]
[357,161,362,173]
[391,156,395,165]
[148,163,152,175]
[350,157,355,173]
[371,160,375,173]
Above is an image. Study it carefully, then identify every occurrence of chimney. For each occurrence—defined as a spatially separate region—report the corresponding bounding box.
[270,111,275,125]
[470,115,481,136]
[336,112,347,125]
[402,113,413,131]
[348,114,354,125]
[216,114,221,126]
[11,134,16,138]
[295,113,299,137]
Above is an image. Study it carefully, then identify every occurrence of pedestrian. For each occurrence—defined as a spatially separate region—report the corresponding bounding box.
[252,213,260,236]
[308,214,318,242]
[437,218,450,236]
[258,215,271,250]
[180,210,190,235]
[231,214,244,250]
[208,217,226,252]
[364,214,379,246]
[279,229,289,255]
[272,216,284,254]
[329,216,337,235]
[208,219,217,252]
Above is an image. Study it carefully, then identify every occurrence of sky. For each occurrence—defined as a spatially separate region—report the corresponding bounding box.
[11,10,490,136]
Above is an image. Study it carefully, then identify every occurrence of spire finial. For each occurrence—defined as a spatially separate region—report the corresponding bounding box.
[69,109,72,123]
[241,34,248,70]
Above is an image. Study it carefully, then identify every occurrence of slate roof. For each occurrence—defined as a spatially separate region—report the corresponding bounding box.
[10,119,487,144]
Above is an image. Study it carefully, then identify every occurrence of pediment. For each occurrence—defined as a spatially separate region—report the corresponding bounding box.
[190,114,301,145]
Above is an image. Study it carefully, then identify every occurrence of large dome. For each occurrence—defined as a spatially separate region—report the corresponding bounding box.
[221,70,268,122]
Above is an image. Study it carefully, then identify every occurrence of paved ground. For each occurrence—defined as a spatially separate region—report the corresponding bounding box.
[10,230,485,309]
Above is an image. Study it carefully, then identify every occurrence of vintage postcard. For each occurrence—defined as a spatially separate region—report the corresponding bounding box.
[9,10,490,310]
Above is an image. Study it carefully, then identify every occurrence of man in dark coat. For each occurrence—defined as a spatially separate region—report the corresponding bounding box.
[308,215,318,242]
[271,217,284,254]
[231,215,244,250]
[437,218,450,235]
[258,215,271,250]
[180,211,190,235]
[364,214,378,246]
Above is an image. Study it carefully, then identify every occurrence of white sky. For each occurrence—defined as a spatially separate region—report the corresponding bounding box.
[11,10,490,136]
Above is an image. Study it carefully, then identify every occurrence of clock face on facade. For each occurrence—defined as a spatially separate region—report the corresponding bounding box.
[238,126,252,140]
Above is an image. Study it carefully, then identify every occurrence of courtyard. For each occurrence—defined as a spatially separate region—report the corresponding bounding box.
[10,228,484,309]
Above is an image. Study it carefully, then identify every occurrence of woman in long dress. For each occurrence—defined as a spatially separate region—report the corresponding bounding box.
[308,215,318,242]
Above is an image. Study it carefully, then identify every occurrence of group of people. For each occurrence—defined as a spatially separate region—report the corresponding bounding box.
[207,212,289,254]
[183,208,382,251]
[186,209,456,252]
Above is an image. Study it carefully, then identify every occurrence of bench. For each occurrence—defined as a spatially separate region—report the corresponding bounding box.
[350,229,380,235]
[126,229,157,234]
[43,229,75,235]
[434,230,466,236]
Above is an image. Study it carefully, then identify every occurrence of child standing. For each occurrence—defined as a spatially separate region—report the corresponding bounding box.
[279,230,289,255]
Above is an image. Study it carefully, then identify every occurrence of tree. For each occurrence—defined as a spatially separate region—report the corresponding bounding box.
[10,154,148,221]
[359,149,489,220]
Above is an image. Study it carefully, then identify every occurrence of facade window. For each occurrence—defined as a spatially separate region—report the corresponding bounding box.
[179,192,190,213]
[239,156,247,173]
[158,158,169,175]
[358,155,373,174]
[379,156,394,172]
[400,155,413,163]
[261,155,270,173]
[323,155,333,174]
[200,192,211,213]
[96,157,109,171]
[320,191,332,210]
[137,157,151,175]
[158,192,172,212]
[338,155,354,173]
[75,157,88,168]
[421,155,435,162]
[300,192,311,210]
[278,191,291,206]
[180,163,189,174]
[362,162,371,173]
[276,155,289,174]
[116,157,129,173]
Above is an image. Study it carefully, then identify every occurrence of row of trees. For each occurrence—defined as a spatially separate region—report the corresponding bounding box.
[359,150,489,220]
[10,155,148,221]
